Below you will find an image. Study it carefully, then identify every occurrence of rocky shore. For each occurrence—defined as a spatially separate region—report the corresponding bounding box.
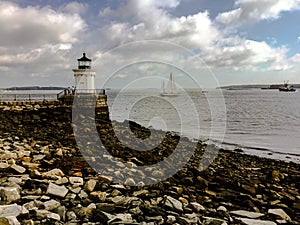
[0,103,299,224]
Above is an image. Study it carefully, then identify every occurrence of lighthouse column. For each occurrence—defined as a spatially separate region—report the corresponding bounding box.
[73,53,96,93]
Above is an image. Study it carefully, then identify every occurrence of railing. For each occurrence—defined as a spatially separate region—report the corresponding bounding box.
[57,89,106,100]
[0,93,58,101]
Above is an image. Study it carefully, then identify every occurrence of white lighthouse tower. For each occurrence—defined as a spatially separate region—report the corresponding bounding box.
[73,53,95,93]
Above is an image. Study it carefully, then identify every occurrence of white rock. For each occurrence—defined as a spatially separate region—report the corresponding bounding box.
[46,183,68,198]
[190,202,205,211]
[230,210,264,219]
[236,218,276,225]
[217,206,228,212]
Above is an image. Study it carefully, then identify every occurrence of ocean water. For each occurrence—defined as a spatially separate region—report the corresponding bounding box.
[107,89,300,163]
[1,89,299,163]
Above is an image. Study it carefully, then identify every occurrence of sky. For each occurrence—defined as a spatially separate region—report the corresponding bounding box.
[0,0,300,88]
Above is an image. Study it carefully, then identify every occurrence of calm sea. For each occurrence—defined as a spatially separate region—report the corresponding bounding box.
[107,89,300,163]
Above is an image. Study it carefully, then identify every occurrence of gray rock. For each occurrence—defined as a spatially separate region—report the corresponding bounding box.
[145,215,164,223]
[42,169,64,180]
[124,178,136,186]
[22,219,34,225]
[190,202,205,211]
[108,213,134,224]
[202,217,228,225]
[0,204,28,217]
[230,210,264,219]
[0,162,10,169]
[69,186,81,194]
[55,177,68,185]
[23,201,36,211]
[78,190,89,199]
[7,177,22,184]
[56,206,66,221]
[84,179,97,192]
[66,211,77,221]
[164,196,183,212]
[166,215,176,224]
[235,218,276,225]
[46,183,68,198]
[0,187,21,204]
[217,206,228,212]
[47,212,61,221]
[268,209,291,221]
[43,199,61,211]
[35,209,60,221]
[10,164,26,174]
[0,216,21,225]
[69,177,83,186]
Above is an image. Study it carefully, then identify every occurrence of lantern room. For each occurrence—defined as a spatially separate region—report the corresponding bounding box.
[77,52,92,69]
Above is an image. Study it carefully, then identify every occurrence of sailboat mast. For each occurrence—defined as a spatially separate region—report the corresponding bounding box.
[170,72,177,93]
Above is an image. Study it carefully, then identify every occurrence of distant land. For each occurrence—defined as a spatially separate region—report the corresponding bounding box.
[218,84,300,90]
[2,86,65,91]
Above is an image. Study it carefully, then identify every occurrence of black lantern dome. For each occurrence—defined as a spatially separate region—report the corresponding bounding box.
[77,53,92,69]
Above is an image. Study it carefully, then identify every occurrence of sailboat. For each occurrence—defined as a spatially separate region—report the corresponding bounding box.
[160,72,179,96]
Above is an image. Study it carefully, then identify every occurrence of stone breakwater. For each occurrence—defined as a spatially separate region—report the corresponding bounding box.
[0,102,299,224]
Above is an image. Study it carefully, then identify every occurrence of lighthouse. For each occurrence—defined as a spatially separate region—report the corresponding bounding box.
[73,53,95,93]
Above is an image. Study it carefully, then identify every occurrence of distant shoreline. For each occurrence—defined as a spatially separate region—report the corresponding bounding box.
[218,83,300,90]
[2,86,66,91]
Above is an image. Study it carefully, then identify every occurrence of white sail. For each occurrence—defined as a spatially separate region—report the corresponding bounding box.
[160,73,179,96]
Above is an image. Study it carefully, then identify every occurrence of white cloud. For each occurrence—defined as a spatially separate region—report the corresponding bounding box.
[0,1,87,87]
[103,0,220,52]
[60,2,88,15]
[98,0,293,72]
[0,1,86,47]
[216,0,300,25]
